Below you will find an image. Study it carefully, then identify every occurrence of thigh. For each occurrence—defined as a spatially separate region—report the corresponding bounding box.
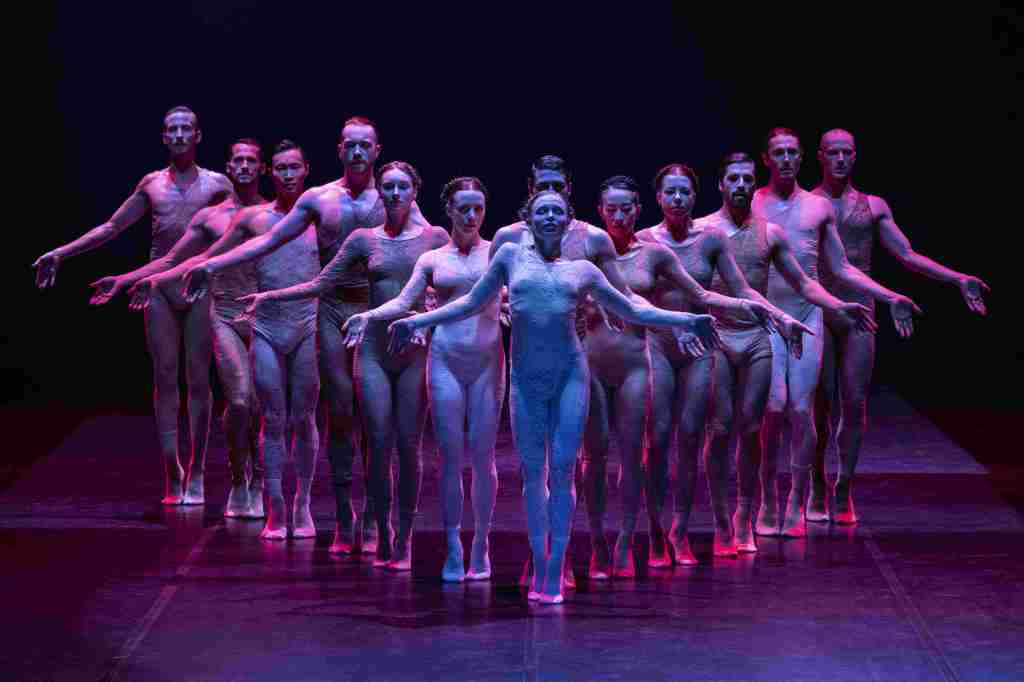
[647,345,679,439]
[464,347,506,451]
[251,334,286,415]
[427,353,468,447]
[509,383,550,473]
[395,348,428,439]
[679,355,714,434]
[583,375,611,458]
[736,351,773,428]
[287,333,321,417]
[614,363,650,448]
[767,327,790,412]
[550,364,590,471]
[354,346,394,439]
[785,307,826,411]
[836,326,876,405]
[183,298,214,380]
[212,318,253,404]
[144,289,183,372]
[710,349,735,429]
[319,308,356,404]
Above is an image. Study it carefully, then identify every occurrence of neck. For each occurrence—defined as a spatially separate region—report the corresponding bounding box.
[169,153,196,172]
[607,225,634,255]
[342,167,373,195]
[533,233,562,261]
[452,229,480,254]
[662,212,692,241]
[233,181,263,206]
[275,190,300,213]
[722,202,751,228]
[384,209,410,237]
[820,174,852,198]
[769,175,798,199]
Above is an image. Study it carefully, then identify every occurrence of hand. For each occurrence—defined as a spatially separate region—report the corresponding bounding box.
[499,298,512,327]
[681,313,721,352]
[957,275,990,316]
[387,318,417,355]
[741,300,778,334]
[340,312,371,349]
[410,326,430,349]
[182,263,211,304]
[674,329,709,358]
[127,277,157,311]
[889,294,923,339]
[599,305,625,333]
[89,275,128,306]
[233,292,267,325]
[779,315,815,360]
[33,251,61,288]
[837,301,878,333]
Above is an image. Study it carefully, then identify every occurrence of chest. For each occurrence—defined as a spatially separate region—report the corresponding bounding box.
[317,190,384,248]
[617,247,660,296]
[832,194,875,251]
[147,176,217,223]
[431,249,488,295]
[366,235,433,282]
[509,257,581,316]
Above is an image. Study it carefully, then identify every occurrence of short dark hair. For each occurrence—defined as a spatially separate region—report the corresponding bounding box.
[718,152,756,182]
[230,138,263,160]
[376,161,422,193]
[819,128,856,150]
[763,127,801,153]
[653,163,700,194]
[441,176,489,210]
[163,105,198,129]
[340,116,380,144]
[272,139,308,163]
[599,175,641,203]
[519,190,576,224]
[528,154,571,189]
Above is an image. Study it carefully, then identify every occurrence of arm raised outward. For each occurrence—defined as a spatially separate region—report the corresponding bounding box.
[34,180,151,288]
[873,196,990,315]
[820,204,922,338]
[387,244,509,354]
[182,191,318,301]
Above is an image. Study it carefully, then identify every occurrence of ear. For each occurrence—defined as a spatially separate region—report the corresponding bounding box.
[718,177,725,193]
[195,129,203,144]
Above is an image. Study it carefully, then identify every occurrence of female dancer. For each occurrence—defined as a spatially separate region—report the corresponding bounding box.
[387,190,719,603]
[238,162,449,568]
[340,177,504,582]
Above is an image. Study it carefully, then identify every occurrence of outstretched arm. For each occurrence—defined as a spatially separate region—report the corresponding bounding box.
[821,208,922,337]
[200,192,317,274]
[34,185,150,288]
[874,196,989,315]
[335,253,433,347]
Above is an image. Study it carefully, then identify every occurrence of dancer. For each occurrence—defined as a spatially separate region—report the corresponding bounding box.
[810,129,990,523]
[388,190,719,604]
[90,138,267,515]
[182,117,427,553]
[33,106,232,503]
[234,162,448,566]
[701,153,874,554]
[582,175,782,577]
[754,127,921,538]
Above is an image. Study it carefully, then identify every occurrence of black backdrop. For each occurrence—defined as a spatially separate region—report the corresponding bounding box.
[12,3,1020,413]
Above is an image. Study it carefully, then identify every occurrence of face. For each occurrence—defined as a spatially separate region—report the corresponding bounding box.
[530,169,570,196]
[599,187,640,233]
[226,143,263,186]
[447,189,486,239]
[719,161,757,209]
[338,124,380,172]
[527,193,570,242]
[380,168,416,213]
[818,132,857,180]
[162,112,200,155]
[657,173,697,218]
[763,134,802,180]
[270,149,309,197]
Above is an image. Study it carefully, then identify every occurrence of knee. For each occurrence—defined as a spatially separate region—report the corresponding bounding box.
[225,397,250,422]
[840,393,868,418]
[288,410,316,436]
[261,410,286,438]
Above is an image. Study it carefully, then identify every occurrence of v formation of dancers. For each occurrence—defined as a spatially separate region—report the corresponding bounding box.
[35,109,990,604]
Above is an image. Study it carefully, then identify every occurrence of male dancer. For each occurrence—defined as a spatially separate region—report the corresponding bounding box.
[181,118,427,551]
[90,139,267,515]
[33,106,232,503]
[754,128,921,537]
[809,129,990,523]
[702,152,874,552]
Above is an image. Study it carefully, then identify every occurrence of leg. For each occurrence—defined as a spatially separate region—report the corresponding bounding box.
[670,356,714,564]
[144,291,185,504]
[541,369,589,602]
[707,349,738,556]
[355,346,398,564]
[181,298,214,505]
[251,334,288,540]
[611,366,650,577]
[388,350,429,570]
[582,376,612,579]
[731,337,773,552]
[781,309,826,538]
[759,328,790,535]
[464,349,505,580]
[644,346,677,566]
[809,321,839,522]
[287,333,321,538]
[510,384,552,600]
[319,311,363,550]
[832,326,876,524]
[211,318,255,517]
[428,356,469,581]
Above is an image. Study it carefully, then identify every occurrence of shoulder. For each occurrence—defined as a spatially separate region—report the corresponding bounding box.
[492,241,519,266]
[492,221,526,242]
[865,193,891,217]
[426,224,451,246]
[634,227,657,244]
[203,169,232,188]
[135,170,164,193]
[802,189,834,213]
[765,220,787,245]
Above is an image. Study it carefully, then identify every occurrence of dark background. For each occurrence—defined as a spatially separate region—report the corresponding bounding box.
[11,3,1021,419]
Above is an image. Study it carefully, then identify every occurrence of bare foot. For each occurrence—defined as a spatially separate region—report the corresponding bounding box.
[291,495,316,539]
[562,559,577,591]
[713,527,738,557]
[260,494,287,540]
[162,463,186,505]
[831,478,859,525]
[245,478,265,518]
[360,514,379,555]
[732,508,758,553]
[329,521,356,554]
[371,525,394,568]
[537,592,565,604]
[780,494,807,538]
[806,472,829,522]
[648,524,672,568]
[611,533,636,578]
[589,533,611,580]
[442,536,465,582]
[181,475,205,506]
[466,534,491,581]
[756,498,781,536]
[667,526,698,566]
[224,484,249,518]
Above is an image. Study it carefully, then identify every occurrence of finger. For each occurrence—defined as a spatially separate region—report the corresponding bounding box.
[911,302,923,316]
[980,280,991,293]
[799,321,814,336]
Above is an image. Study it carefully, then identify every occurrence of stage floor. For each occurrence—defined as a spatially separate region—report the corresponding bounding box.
[2,390,1022,681]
